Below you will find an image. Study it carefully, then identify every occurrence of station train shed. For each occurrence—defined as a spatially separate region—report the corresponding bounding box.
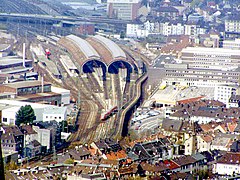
[58,35,135,82]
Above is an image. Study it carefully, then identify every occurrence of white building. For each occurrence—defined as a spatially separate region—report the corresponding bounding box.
[223,39,240,49]
[214,85,237,106]
[51,86,70,105]
[196,135,212,152]
[32,126,51,150]
[225,17,240,33]
[159,22,184,36]
[0,100,67,125]
[181,47,240,70]
[184,23,206,37]
[213,153,240,176]
[126,21,154,38]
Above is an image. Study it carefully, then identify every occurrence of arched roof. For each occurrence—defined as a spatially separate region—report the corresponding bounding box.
[66,35,100,60]
[92,35,126,60]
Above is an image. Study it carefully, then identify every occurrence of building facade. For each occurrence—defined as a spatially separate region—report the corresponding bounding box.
[164,64,240,87]
[107,0,141,20]
[225,16,240,33]
[181,47,240,70]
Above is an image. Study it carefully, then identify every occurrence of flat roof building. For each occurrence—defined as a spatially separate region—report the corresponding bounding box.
[164,64,240,87]
[181,47,240,70]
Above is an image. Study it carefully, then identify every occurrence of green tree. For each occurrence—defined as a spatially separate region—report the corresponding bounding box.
[15,105,35,126]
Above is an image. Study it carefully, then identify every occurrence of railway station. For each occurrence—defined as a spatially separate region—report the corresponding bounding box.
[58,34,136,82]
[58,35,107,80]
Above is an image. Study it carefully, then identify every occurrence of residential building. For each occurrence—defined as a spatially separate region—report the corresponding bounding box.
[213,152,240,176]
[139,162,169,176]
[126,20,154,38]
[196,135,213,152]
[131,139,170,162]
[228,95,240,108]
[91,138,122,155]
[184,135,197,155]
[153,6,179,20]
[225,15,240,33]
[214,85,237,106]
[172,155,197,173]
[25,140,42,158]
[188,13,204,22]
[57,147,91,163]
[32,125,51,151]
[107,0,141,20]
[1,126,24,154]
[20,125,38,146]
[211,135,234,151]
[159,22,184,36]
[184,22,206,37]
[33,120,62,151]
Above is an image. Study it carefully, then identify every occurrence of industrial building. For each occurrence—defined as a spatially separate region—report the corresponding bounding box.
[0,80,70,106]
[0,56,33,75]
[0,100,67,125]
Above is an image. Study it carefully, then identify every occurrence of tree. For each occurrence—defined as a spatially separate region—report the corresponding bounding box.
[5,160,18,170]
[64,158,74,164]
[15,105,35,126]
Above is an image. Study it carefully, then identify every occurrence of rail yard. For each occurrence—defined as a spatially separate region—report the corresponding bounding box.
[19,32,148,146]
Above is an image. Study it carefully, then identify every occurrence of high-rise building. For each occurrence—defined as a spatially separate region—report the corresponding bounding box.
[107,0,141,20]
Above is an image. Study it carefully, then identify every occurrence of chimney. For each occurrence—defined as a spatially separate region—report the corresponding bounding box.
[41,75,44,93]
[23,43,26,67]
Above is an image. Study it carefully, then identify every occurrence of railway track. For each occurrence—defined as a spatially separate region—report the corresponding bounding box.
[122,82,130,104]
[103,80,109,99]
[86,73,103,93]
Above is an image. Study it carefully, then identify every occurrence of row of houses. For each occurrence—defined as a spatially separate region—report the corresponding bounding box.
[126,20,207,38]
[2,122,62,164]
[8,134,240,179]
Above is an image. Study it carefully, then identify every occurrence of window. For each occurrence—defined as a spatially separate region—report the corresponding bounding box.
[3,118,7,122]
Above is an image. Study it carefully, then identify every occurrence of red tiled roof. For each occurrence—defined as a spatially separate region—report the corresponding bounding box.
[106,150,127,160]
[177,96,204,104]
[200,135,213,143]
[217,152,240,164]
[163,160,180,170]
[227,122,238,133]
